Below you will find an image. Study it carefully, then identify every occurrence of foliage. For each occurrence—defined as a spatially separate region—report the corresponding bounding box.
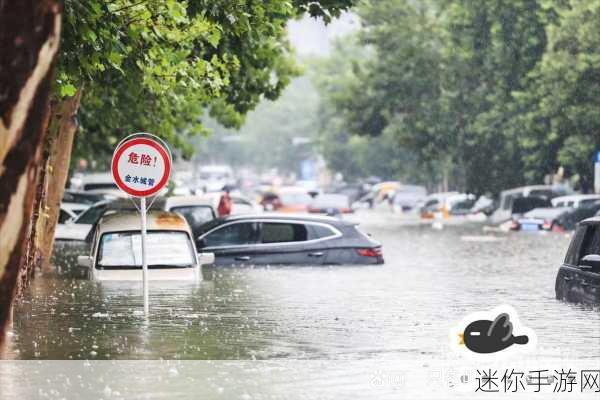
[316,0,600,194]
[57,0,355,168]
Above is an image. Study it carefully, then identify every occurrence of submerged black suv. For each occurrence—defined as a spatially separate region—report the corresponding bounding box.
[195,214,383,266]
[555,217,600,305]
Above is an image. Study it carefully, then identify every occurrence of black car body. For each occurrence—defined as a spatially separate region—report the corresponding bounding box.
[195,214,383,266]
[555,217,600,305]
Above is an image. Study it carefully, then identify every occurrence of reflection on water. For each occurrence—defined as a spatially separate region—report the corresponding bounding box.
[5,211,600,360]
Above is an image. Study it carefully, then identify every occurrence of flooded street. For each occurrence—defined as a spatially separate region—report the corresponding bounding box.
[6,211,600,361]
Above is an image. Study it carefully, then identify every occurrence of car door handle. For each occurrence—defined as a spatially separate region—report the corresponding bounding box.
[581,281,589,286]
[235,256,251,261]
[308,252,324,257]
[563,276,572,281]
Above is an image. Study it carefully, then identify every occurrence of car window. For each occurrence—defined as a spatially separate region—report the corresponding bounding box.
[98,231,195,268]
[170,206,215,230]
[261,222,308,243]
[307,224,337,240]
[58,209,72,224]
[565,226,587,265]
[203,222,259,247]
[75,204,108,224]
[579,225,600,260]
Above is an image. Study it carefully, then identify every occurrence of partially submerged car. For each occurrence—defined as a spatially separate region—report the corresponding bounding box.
[419,192,475,218]
[511,207,572,231]
[308,194,353,215]
[62,190,114,216]
[489,185,571,225]
[55,196,217,243]
[195,214,383,266]
[77,211,214,281]
[392,185,427,213]
[555,217,600,305]
[259,187,313,213]
[551,194,600,208]
[513,201,600,232]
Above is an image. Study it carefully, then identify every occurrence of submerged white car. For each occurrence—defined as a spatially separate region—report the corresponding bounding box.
[56,196,218,243]
[77,211,214,281]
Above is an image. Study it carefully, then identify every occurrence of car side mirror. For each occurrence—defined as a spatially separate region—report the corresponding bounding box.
[580,254,600,270]
[198,252,215,266]
[77,255,92,268]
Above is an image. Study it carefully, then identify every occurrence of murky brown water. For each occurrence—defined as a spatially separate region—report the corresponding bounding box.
[4,211,600,361]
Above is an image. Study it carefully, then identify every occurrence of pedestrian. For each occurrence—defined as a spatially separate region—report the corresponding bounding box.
[218,187,232,217]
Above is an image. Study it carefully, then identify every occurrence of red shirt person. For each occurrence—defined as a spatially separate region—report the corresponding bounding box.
[217,189,232,217]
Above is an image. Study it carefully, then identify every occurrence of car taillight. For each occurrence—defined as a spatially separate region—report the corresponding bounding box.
[510,220,520,230]
[542,220,552,230]
[552,224,565,233]
[357,247,382,257]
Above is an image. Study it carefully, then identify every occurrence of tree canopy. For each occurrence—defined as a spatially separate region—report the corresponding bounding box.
[314,0,600,193]
[58,0,354,167]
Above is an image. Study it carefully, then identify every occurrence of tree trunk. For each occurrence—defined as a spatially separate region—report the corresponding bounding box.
[39,90,83,271]
[0,0,62,345]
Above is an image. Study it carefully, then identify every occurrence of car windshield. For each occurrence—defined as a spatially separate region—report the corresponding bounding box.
[97,231,195,268]
[170,206,215,230]
[75,203,108,224]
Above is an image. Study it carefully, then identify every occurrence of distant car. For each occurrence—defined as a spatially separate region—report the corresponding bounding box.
[514,201,600,232]
[490,185,572,225]
[230,194,261,215]
[490,195,553,229]
[260,187,313,213]
[511,207,572,231]
[69,172,127,198]
[195,214,383,266]
[195,192,261,215]
[392,185,427,213]
[308,194,353,215]
[551,194,600,208]
[555,217,600,305]
[77,211,214,281]
[419,192,474,218]
[332,183,370,204]
[55,196,217,243]
[62,190,116,215]
[195,165,235,193]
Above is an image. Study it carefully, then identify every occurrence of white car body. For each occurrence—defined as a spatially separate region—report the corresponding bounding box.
[55,196,217,243]
[77,211,214,281]
[551,194,600,208]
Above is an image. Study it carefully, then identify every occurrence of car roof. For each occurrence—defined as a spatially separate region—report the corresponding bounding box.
[552,194,600,202]
[97,211,191,234]
[580,216,600,226]
[523,207,571,218]
[220,213,355,226]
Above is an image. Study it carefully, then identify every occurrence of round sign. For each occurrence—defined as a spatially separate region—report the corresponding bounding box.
[111,135,171,197]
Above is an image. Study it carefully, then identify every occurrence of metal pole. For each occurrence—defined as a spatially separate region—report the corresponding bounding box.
[140,196,149,314]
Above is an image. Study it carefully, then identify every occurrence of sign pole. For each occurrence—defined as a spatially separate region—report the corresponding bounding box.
[140,196,149,314]
[111,133,172,315]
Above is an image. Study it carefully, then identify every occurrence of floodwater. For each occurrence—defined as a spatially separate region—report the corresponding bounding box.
[5,210,599,361]
[2,211,600,399]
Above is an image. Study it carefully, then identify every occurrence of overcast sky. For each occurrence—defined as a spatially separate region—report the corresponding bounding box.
[287,12,360,56]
